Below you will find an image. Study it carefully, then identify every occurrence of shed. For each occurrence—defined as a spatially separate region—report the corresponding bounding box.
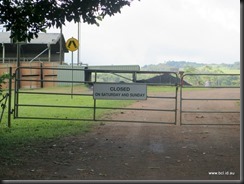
[84,65,140,83]
[0,32,68,63]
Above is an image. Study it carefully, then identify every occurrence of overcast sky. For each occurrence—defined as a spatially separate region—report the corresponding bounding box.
[49,0,240,67]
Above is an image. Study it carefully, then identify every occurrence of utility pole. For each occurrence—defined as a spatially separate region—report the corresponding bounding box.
[59,25,63,65]
[77,22,80,65]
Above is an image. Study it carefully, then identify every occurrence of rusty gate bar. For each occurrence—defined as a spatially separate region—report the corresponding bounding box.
[180,73,240,125]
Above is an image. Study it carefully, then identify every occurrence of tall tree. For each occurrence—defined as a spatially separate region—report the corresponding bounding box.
[0,0,134,42]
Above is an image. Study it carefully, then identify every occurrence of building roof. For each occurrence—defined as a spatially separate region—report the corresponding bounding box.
[0,32,68,53]
[88,65,140,71]
[0,32,65,45]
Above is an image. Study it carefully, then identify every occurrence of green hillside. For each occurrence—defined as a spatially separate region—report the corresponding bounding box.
[141,61,240,74]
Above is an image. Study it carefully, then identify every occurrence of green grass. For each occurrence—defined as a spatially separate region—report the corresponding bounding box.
[0,86,168,139]
[0,85,134,160]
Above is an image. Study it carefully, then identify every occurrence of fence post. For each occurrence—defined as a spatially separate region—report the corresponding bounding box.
[40,63,44,88]
[7,67,12,128]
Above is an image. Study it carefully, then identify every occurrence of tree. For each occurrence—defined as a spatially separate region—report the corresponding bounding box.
[0,73,10,96]
[0,0,134,42]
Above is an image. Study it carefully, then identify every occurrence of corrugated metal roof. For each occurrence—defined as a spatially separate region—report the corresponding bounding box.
[0,32,63,44]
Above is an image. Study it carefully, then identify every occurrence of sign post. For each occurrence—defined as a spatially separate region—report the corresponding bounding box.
[65,37,79,98]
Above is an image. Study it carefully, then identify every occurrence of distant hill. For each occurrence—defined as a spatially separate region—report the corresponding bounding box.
[141,61,240,72]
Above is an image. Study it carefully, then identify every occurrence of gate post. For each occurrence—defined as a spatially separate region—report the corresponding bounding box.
[93,72,97,121]
[179,71,184,125]
[7,67,12,128]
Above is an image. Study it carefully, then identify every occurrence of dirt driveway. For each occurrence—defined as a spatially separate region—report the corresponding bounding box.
[1,88,241,181]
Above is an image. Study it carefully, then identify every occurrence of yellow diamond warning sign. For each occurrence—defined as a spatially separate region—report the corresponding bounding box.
[66,37,79,51]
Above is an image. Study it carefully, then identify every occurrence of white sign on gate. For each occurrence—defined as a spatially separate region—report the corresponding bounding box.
[93,83,147,100]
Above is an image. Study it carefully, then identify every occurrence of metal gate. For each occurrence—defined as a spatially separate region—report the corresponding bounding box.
[179,73,240,125]
[12,66,179,125]
[3,66,240,127]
